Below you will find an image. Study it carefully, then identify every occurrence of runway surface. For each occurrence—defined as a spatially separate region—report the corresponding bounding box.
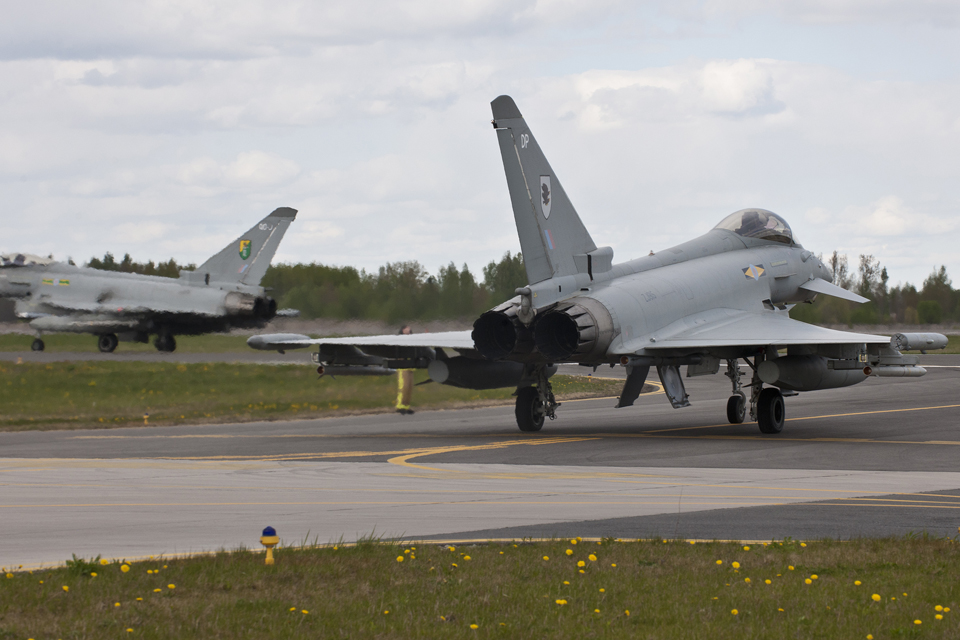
[2,357,959,569]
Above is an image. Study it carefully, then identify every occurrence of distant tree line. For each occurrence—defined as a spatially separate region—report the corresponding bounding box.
[85,252,195,278]
[790,251,959,325]
[84,248,957,325]
[84,250,528,322]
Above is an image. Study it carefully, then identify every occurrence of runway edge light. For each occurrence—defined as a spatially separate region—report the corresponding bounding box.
[260,526,279,566]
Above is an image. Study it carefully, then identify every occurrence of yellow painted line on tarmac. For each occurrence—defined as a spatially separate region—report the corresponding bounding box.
[388,436,600,472]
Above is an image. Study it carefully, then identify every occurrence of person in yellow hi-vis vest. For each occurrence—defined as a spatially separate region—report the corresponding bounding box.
[396,325,414,415]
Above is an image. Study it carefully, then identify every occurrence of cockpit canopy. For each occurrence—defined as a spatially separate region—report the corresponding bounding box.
[0,253,55,268]
[714,209,794,245]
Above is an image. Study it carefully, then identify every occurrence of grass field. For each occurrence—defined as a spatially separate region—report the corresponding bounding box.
[2,537,957,639]
[0,362,625,431]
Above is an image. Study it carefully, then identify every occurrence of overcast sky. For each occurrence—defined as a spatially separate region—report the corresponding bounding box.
[2,0,959,288]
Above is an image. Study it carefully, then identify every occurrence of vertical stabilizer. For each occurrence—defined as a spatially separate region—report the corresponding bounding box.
[189,207,297,286]
[491,95,597,284]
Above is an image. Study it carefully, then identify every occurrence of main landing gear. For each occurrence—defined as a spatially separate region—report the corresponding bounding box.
[154,332,177,353]
[31,337,45,351]
[725,356,785,434]
[97,333,119,353]
[515,366,559,432]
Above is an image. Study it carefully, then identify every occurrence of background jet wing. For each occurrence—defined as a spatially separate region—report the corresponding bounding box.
[248,330,476,352]
[632,308,889,351]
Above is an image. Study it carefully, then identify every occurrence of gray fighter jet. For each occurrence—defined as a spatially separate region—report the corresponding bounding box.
[1,207,297,352]
[249,96,946,433]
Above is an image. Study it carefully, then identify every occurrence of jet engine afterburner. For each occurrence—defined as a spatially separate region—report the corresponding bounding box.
[533,297,615,361]
[471,300,534,360]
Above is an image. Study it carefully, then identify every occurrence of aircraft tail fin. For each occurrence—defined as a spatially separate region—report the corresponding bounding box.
[491,96,599,285]
[188,207,297,286]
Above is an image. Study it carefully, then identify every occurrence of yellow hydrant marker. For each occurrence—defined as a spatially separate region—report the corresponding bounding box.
[260,526,279,566]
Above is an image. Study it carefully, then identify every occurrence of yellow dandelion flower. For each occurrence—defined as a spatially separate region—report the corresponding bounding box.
[811,574,818,580]
[716,560,723,565]
[579,570,585,574]
[577,560,585,567]
[114,602,120,607]
[805,579,812,585]
[743,546,750,551]
[452,563,458,568]
[800,542,806,547]
[599,588,605,593]
[935,605,943,612]
[404,549,410,554]
[136,597,142,601]
[778,608,784,612]
[62,585,69,592]
[167,584,175,589]
[936,614,943,620]
[396,556,404,562]
[765,579,771,584]
[470,624,479,629]
[854,580,861,585]
[555,599,567,606]
[163,565,167,569]
[625,610,630,616]
[121,565,130,573]
[903,593,908,596]
[588,554,597,562]
[566,549,573,556]
[745,578,751,583]
[153,588,161,593]
[788,566,794,571]
[595,609,600,613]
[570,539,577,545]
[611,563,617,567]
[914,620,922,625]
[302,610,309,615]
[100,559,109,566]
[945,608,951,612]
[91,572,97,577]
[867,635,874,640]
[126,629,133,633]
[290,607,296,612]
[384,610,389,614]
[464,556,471,561]
[577,537,582,542]
[731,609,738,615]
[543,556,550,561]
[4,573,12,579]
[689,541,696,545]
[871,594,881,602]
[500,551,504,555]
[563,581,569,585]
[732,562,740,569]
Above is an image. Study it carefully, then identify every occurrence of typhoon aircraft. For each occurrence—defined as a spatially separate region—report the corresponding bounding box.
[249,97,946,433]
[1,207,297,353]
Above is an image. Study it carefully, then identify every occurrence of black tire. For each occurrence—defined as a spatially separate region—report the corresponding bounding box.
[726,394,746,424]
[515,386,545,432]
[154,333,177,353]
[31,338,45,352]
[98,333,119,353]
[757,387,785,434]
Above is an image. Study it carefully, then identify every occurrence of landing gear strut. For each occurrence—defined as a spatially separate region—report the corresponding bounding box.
[97,333,119,353]
[515,366,559,432]
[731,353,786,434]
[724,358,746,424]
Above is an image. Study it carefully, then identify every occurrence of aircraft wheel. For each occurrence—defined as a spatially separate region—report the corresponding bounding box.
[515,386,545,432]
[154,333,177,353]
[31,338,45,352]
[726,394,746,424]
[98,333,119,353]
[757,388,785,434]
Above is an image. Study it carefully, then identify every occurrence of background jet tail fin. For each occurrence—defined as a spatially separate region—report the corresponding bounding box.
[188,207,297,286]
[491,95,598,285]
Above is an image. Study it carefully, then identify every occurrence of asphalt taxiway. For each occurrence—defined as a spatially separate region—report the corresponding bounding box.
[2,358,959,569]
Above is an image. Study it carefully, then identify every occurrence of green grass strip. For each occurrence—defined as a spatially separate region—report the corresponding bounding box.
[0,362,624,431]
[2,537,958,638]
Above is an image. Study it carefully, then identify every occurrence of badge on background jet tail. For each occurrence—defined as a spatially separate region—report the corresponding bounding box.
[540,176,551,219]
[239,239,252,260]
